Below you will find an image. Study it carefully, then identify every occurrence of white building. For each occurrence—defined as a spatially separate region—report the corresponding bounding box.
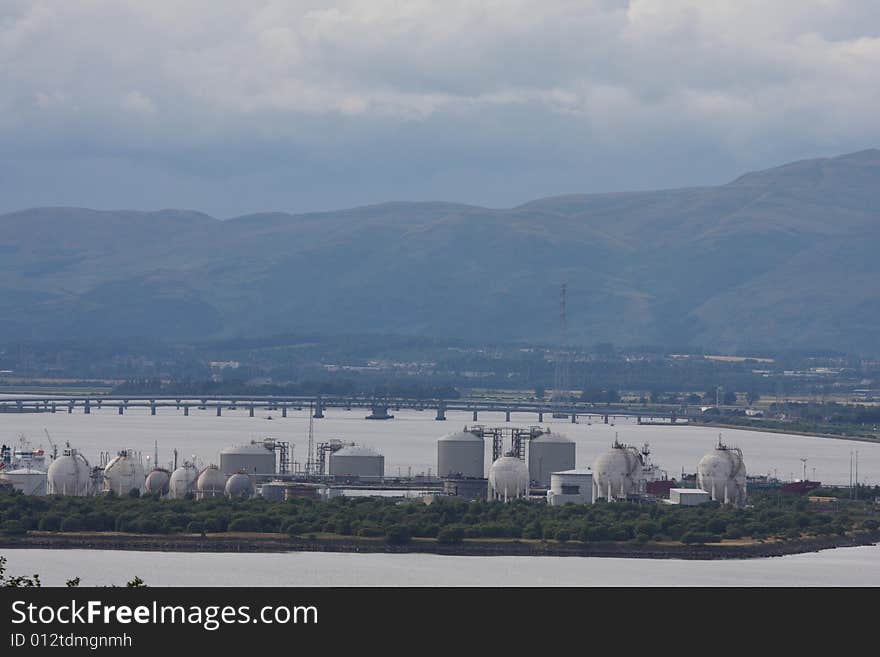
[547,469,594,506]
[667,488,711,506]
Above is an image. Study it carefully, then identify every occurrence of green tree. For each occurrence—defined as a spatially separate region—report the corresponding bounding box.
[385,525,412,545]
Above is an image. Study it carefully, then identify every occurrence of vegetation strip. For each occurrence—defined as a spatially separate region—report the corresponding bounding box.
[2,489,878,559]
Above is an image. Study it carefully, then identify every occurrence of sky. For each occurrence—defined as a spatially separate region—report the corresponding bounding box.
[1,0,879,218]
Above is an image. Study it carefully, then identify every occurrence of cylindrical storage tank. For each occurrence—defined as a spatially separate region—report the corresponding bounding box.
[47,448,91,496]
[144,468,171,496]
[225,472,255,499]
[196,465,227,499]
[592,440,645,501]
[103,450,146,496]
[0,468,48,495]
[168,462,199,499]
[219,441,277,476]
[528,431,575,487]
[697,442,747,506]
[328,445,384,478]
[488,456,529,502]
[437,429,485,478]
[259,481,286,502]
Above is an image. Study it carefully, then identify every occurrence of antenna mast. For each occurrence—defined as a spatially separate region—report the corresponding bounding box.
[306,406,315,476]
[552,283,571,418]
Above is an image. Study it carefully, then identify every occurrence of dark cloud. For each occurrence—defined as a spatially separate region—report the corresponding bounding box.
[1,1,879,216]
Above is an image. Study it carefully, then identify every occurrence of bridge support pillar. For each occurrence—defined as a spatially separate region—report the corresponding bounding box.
[216,405,222,417]
[571,413,577,423]
[184,405,189,417]
[151,403,156,416]
[472,409,478,421]
[51,403,56,413]
[637,415,641,425]
[84,399,90,415]
[313,398,324,419]
[604,414,609,424]
[505,409,511,422]
[249,405,255,418]
[68,402,74,414]
[118,404,124,415]
[538,411,543,422]
[96,400,102,409]
[435,404,446,421]
[176,399,181,410]
[282,406,287,418]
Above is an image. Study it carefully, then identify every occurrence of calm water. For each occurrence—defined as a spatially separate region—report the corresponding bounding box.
[2,406,879,586]
[3,546,879,586]
[1,404,878,485]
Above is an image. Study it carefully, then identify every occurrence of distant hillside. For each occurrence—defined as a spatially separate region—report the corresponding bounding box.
[2,149,879,353]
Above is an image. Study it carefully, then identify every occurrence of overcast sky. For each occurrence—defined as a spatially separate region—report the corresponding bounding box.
[1,1,879,217]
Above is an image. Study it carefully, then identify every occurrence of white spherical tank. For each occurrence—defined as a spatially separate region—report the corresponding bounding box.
[144,468,171,496]
[103,450,146,496]
[592,440,645,501]
[196,465,227,499]
[528,430,575,487]
[488,455,529,502]
[697,441,747,506]
[328,445,384,478]
[219,441,277,476]
[47,447,91,496]
[437,429,485,478]
[225,472,255,499]
[168,462,199,499]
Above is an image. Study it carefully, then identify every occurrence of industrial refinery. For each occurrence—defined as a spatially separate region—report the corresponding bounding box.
[0,423,755,508]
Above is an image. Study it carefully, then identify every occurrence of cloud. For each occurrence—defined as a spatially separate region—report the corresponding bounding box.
[1,1,879,215]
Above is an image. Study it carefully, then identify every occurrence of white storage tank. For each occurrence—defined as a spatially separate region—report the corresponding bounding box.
[328,445,384,478]
[697,440,747,506]
[47,446,92,496]
[219,440,277,476]
[0,468,48,495]
[168,462,199,499]
[487,455,529,502]
[196,465,227,499]
[592,438,646,501]
[225,472,255,499]
[528,430,575,487]
[437,429,485,478]
[144,468,171,496]
[103,450,146,496]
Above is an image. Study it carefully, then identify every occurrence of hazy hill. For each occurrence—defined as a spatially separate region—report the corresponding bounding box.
[2,149,879,353]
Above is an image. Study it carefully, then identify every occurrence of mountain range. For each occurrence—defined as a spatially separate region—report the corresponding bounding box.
[2,149,879,354]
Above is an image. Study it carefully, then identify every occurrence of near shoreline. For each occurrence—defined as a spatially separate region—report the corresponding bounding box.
[3,529,878,560]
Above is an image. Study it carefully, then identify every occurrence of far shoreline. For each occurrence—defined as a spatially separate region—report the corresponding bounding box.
[3,529,878,561]
[692,420,880,443]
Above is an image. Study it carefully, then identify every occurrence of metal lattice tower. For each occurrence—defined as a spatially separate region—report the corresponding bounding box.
[305,408,315,476]
[551,283,570,416]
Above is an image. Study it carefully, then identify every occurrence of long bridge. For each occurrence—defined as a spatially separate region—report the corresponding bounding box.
[0,393,697,424]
